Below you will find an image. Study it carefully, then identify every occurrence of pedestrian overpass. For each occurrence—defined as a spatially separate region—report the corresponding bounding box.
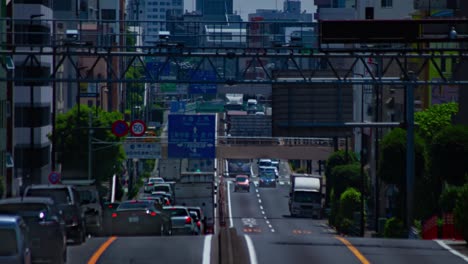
[155,137,342,160]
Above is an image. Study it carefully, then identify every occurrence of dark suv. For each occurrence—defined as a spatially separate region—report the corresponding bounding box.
[63,180,103,236]
[0,197,67,263]
[23,184,87,244]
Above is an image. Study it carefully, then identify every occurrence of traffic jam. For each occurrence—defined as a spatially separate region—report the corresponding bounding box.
[0,174,213,264]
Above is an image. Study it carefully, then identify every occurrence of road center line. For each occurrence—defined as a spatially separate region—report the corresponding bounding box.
[244,234,258,264]
[87,236,117,264]
[202,235,213,264]
[335,236,370,264]
[227,181,233,228]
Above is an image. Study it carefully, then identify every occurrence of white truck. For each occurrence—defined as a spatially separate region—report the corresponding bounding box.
[289,174,324,218]
[174,172,215,234]
[224,93,244,111]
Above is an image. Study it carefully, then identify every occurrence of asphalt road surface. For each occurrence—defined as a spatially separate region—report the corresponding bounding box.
[66,159,468,264]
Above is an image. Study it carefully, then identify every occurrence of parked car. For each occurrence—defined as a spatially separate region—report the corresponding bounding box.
[111,200,172,236]
[0,215,32,264]
[144,177,165,193]
[187,207,206,235]
[163,206,198,235]
[234,175,250,192]
[23,184,87,244]
[0,197,67,263]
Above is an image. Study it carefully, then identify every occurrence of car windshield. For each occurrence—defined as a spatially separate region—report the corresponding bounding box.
[78,190,96,203]
[26,189,71,205]
[153,186,170,192]
[149,178,164,184]
[293,191,321,203]
[164,208,188,217]
[117,202,150,211]
[0,228,18,256]
[236,177,248,182]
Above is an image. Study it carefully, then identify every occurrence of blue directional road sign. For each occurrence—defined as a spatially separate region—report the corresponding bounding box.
[168,114,216,158]
[170,101,186,113]
[145,61,170,79]
[188,70,217,94]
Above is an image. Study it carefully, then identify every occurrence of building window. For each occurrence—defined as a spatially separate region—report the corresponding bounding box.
[14,145,51,169]
[102,9,116,20]
[381,0,392,8]
[15,106,51,127]
[14,66,51,86]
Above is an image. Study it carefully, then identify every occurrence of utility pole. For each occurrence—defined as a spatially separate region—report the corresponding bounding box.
[88,112,93,180]
[405,71,416,233]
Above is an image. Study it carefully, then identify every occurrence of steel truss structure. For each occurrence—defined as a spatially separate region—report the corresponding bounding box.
[1,46,468,85]
[1,17,468,86]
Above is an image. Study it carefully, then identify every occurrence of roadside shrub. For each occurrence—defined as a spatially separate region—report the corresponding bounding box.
[339,188,361,220]
[338,188,361,234]
[384,217,406,238]
[329,188,338,227]
[439,185,461,213]
[454,184,468,243]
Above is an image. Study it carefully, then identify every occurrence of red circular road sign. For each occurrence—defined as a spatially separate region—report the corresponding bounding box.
[112,120,129,137]
[48,171,61,185]
[130,120,147,136]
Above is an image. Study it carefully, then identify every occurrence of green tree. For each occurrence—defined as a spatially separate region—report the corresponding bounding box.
[378,128,426,190]
[52,105,126,184]
[454,184,468,243]
[439,185,461,213]
[325,150,357,206]
[430,125,468,186]
[330,163,369,199]
[414,102,458,143]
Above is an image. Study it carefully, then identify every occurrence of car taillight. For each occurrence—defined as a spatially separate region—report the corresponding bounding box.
[150,212,157,217]
[165,200,170,205]
[185,216,192,224]
[108,205,114,209]
[197,221,201,227]
[147,183,153,186]
[111,213,118,218]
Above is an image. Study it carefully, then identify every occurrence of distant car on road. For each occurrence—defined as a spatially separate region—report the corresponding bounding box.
[102,202,120,235]
[234,175,250,192]
[144,177,165,193]
[0,197,67,264]
[0,215,32,264]
[187,207,206,235]
[111,200,172,236]
[163,206,198,235]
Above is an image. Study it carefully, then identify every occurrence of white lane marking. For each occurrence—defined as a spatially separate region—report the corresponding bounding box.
[202,235,212,264]
[271,229,275,233]
[261,211,265,215]
[227,181,233,228]
[435,240,468,262]
[268,224,273,228]
[256,193,260,198]
[255,189,258,193]
[264,216,267,219]
[259,206,263,210]
[265,220,270,224]
[258,199,262,204]
[244,235,259,264]
[279,182,285,185]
